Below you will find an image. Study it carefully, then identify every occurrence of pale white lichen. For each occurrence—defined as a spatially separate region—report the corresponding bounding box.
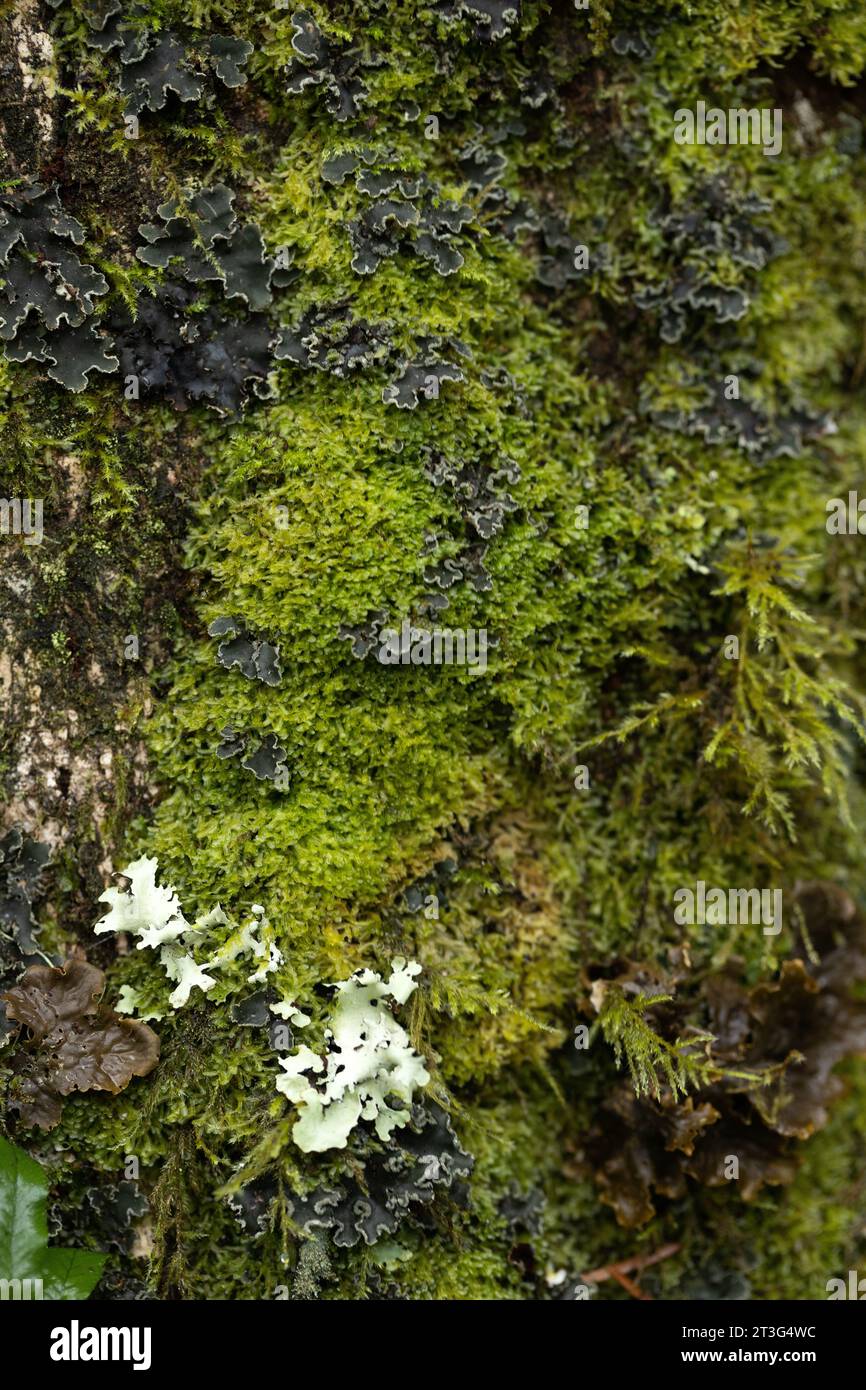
[205,904,283,983]
[276,958,429,1154]
[248,940,284,984]
[270,997,311,1027]
[115,983,164,1023]
[94,857,278,1010]
[96,855,189,948]
[160,943,218,1009]
[203,910,262,968]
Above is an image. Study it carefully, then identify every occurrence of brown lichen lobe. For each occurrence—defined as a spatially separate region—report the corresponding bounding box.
[1,958,159,1130]
[583,883,866,1227]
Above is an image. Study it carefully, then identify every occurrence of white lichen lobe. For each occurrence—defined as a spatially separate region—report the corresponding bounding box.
[94,856,280,1012]
[276,958,429,1153]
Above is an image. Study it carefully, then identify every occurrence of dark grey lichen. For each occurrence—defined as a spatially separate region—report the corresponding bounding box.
[325,138,534,289]
[215,727,289,784]
[47,1,252,114]
[611,30,655,60]
[276,309,470,407]
[284,9,374,123]
[457,138,539,244]
[424,450,520,540]
[348,187,471,278]
[230,989,274,1029]
[458,141,507,190]
[110,286,273,413]
[644,368,835,462]
[333,148,475,278]
[432,0,522,43]
[421,540,491,600]
[0,828,51,961]
[287,1102,474,1250]
[348,196,420,276]
[634,178,779,343]
[535,212,611,292]
[215,725,247,761]
[7,319,119,391]
[335,442,515,653]
[241,736,289,783]
[228,1175,278,1236]
[275,306,392,377]
[108,183,287,412]
[0,181,118,390]
[498,1184,544,1236]
[208,617,282,686]
[321,150,367,186]
[417,448,520,598]
[118,32,205,113]
[136,186,276,313]
[202,36,253,89]
[1,181,287,403]
[0,184,106,328]
[83,1179,148,1252]
[48,1168,149,1301]
[337,608,391,659]
[402,856,458,915]
[382,352,466,409]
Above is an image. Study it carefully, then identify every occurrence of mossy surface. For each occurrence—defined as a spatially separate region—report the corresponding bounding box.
[1,0,866,1300]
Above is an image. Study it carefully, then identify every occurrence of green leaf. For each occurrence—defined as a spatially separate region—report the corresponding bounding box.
[0,1136,106,1300]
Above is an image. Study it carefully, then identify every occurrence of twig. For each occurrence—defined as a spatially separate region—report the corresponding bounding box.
[582,1241,681,1288]
[611,1268,652,1300]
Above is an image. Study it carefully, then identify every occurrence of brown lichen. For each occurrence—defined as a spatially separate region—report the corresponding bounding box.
[582,883,866,1226]
[1,958,159,1130]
